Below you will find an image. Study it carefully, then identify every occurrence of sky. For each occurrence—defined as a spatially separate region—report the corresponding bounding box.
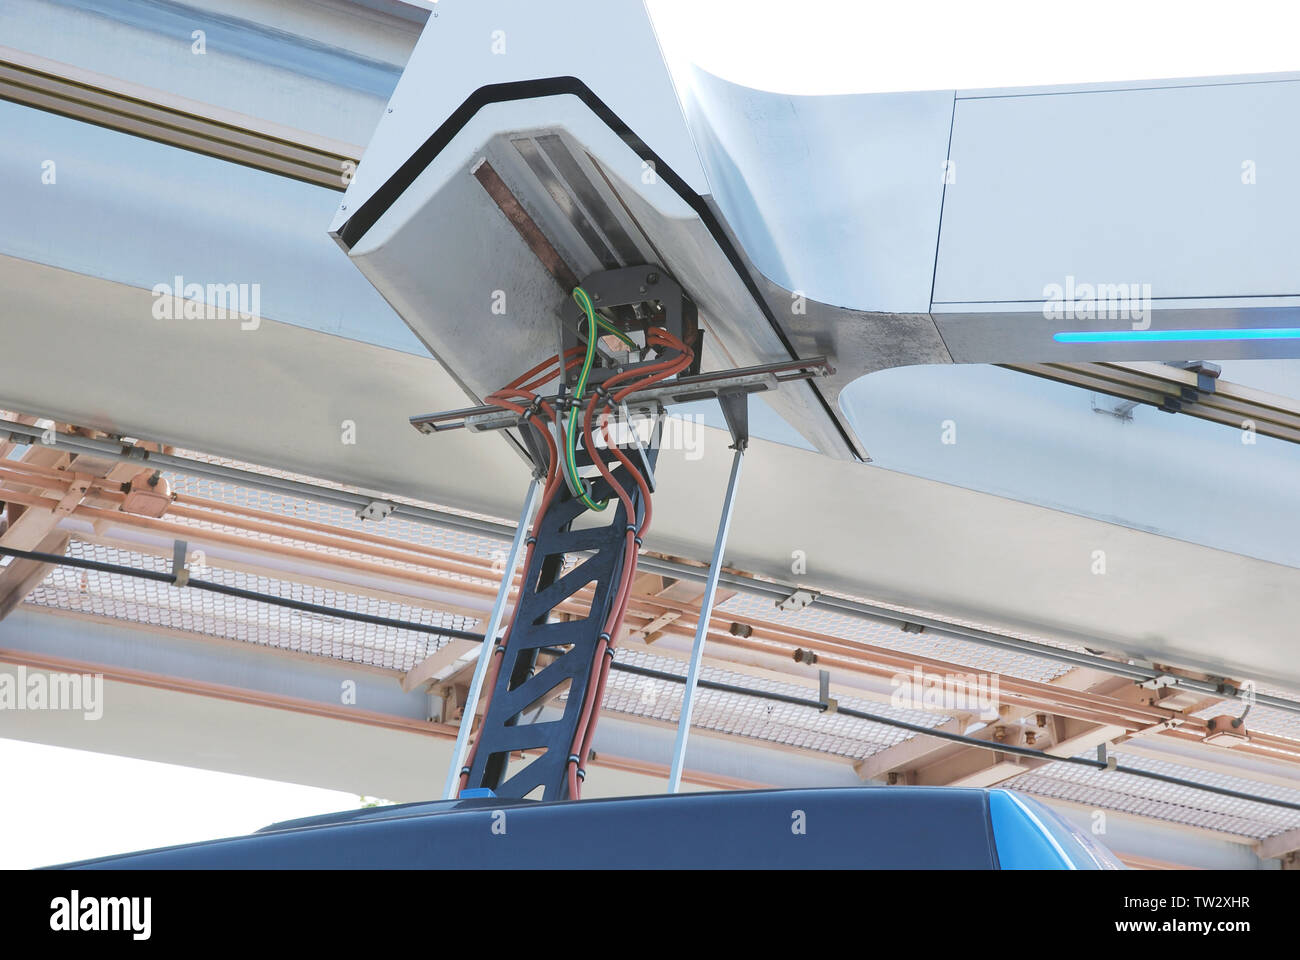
[0,738,366,869]
[646,0,1300,95]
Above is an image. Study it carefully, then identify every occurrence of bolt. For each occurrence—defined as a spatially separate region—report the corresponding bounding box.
[646,272,659,284]
[993,726,1006,742]
[1025,731,1037,745]
[1036,713,1047,727]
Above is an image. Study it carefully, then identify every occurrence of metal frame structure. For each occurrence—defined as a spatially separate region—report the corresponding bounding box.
[434,257,767,800]
[462,449,653,800]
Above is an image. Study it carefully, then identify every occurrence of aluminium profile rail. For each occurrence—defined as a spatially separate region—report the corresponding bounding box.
[0,46,360,190]
[408,357,834,434]
[1004,360,1300,445]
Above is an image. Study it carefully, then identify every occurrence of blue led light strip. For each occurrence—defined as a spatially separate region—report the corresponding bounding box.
[1055,328,1300,343]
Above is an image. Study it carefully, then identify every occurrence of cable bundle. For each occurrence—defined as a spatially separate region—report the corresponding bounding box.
[458,288,694,799]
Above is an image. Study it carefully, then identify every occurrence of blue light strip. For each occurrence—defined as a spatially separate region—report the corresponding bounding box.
[1055,328,1300,343]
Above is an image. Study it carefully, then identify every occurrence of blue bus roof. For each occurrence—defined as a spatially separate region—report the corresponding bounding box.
[51,786,1121,870]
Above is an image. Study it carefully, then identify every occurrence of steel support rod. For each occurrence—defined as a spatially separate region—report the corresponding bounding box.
[667,445,744,793]
[441,476,541,799]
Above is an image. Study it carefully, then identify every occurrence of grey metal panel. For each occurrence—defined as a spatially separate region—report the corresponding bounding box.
[0,99,426,356]
[678,66,953,313]
[934,300,1300,363]
[331,0,711,234]
[935,79,1300,305]
[839,362,1300,571]
[346,102,861,459]
[535,134,643,266]
[512,136,621,270]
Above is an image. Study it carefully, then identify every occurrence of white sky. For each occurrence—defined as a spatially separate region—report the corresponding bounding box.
[646,0,1300,95]
[0,738,365,869]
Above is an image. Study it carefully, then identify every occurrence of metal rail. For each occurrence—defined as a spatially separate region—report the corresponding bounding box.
[409,357,834,433]
[0,47,360,190]
[1004,360,1300,445]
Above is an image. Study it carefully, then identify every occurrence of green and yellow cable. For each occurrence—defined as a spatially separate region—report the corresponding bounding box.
[565,286,631,510]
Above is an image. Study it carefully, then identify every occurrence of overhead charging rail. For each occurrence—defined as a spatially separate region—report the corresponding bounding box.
[409,220,829,802]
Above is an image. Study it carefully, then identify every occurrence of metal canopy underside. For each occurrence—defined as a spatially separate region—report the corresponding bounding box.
[4,253,1300,695]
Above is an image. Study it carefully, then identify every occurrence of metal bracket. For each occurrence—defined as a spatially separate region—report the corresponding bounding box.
[1097,742,1118,771]
[818,669,838,714]
[171,539,189,587]
[410,357,832,434]
[776,588,819,613]
[1159,360,1221,413]
[1138,674,1180,690]
[561,265,702,386]
[357,499,395,522]
[718,391,749,451]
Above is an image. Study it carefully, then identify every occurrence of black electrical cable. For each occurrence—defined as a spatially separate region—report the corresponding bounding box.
[0,545,485,643]
[574,653,1300,815]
